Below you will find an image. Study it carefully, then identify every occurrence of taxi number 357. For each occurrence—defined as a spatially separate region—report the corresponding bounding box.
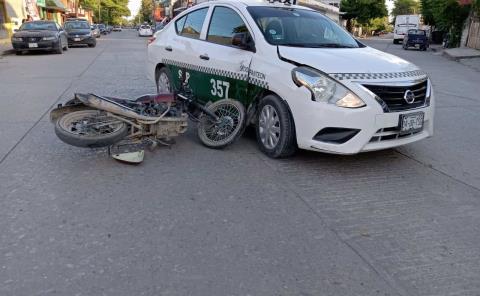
[178,70,230,99]
[210,79,230,99]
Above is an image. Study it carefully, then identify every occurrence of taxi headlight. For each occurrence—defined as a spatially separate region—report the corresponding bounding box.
[292,67,365,108]
[12,37,23,42]
[42,36,56,41]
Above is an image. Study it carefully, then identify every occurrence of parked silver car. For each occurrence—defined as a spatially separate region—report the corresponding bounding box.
[90,24,101,38]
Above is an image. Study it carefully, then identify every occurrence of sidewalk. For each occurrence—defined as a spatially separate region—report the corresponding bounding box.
[443,47,480,60]
[0,38,14,56]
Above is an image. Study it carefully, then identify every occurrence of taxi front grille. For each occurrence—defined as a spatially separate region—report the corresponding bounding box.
[363,80,428,112]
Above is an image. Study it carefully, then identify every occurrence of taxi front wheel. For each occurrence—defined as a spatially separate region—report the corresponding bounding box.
[256,95,297,158]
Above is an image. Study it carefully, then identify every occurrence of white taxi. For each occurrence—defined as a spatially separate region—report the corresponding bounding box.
[138,24,154,37]
[146,0,434,158]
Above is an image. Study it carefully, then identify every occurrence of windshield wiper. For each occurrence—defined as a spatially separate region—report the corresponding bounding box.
[279,43,357,48]
[278,43,310,48]
[312,43,357,48]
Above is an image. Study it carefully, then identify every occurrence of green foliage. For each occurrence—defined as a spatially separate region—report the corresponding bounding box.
[340,0,388,32]
[420,0,435,25]
[134,0,154,24]
[421,0,471,47]
[80,0,130,24]
[368,17,391,32]
[391,0,420,18]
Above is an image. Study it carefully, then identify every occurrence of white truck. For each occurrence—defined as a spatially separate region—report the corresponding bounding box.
[394,15,420,44]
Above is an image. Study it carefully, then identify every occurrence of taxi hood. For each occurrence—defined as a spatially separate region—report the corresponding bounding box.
[278,46,418,74]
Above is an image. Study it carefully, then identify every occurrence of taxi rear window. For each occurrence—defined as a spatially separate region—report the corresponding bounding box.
[408,30,426,35]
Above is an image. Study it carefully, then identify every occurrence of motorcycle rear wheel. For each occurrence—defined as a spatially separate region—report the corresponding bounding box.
[197,99,245,149]
[55,110,128,148]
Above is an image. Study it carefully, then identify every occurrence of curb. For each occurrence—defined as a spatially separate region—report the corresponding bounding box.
[442,48,480,61]
[1,48,15,56]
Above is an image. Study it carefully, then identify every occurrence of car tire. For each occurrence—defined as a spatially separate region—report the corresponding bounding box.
[88,41,96,48]
[55,42,63,54]
[255,94,297,158]
[156,66,174,93]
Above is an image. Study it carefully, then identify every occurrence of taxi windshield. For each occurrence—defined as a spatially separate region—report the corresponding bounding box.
[247,6,360,48]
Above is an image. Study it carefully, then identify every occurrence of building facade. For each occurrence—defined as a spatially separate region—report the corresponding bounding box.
[0,0,92,43]
[0,0,27,41]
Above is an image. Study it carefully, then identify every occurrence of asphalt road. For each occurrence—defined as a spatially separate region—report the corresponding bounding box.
[0,31,479,296]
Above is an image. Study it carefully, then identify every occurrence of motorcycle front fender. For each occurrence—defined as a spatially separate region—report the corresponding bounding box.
[49,99,90,123]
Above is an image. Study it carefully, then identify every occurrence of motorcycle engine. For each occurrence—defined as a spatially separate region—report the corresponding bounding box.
[135,102,181,117]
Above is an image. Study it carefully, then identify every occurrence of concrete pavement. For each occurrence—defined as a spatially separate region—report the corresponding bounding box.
[0,31,479,296]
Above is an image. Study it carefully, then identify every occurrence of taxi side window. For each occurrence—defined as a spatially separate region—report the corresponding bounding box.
[207,6,249,47]
[177,8,208,39]
[175,16,187,34]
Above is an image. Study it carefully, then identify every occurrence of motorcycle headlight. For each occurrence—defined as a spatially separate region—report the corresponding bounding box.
[42,36,56,41]
[292,67,366,108]
[12,37,23,42]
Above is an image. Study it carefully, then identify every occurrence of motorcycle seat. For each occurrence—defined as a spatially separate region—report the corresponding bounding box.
[134,93,175,104]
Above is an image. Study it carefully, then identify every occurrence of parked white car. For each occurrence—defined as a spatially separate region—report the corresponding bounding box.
[138,25,153,37]
[146,0,434,158]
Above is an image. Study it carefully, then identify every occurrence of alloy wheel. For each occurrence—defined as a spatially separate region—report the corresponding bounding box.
[259,105,281,149]
[158,72,171,93]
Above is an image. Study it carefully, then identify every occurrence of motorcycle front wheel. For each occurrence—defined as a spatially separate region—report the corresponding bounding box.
[197,99,245,149]
[55,110,128,148]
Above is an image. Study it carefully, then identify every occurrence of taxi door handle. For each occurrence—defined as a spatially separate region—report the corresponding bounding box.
[199,54,210,61]
[165,46,172,52]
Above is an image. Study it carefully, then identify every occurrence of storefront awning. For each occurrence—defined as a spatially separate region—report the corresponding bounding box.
[45,0,66,12]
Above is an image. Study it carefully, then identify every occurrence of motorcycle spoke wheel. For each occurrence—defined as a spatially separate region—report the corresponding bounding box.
[197,99,245,149]
[55,110,129,148]
[59,111,124,137]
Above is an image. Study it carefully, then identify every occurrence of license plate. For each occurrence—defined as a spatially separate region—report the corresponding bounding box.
[415,44,420,48]
[74,38,81,41]
[28,43,38,48]
[399,112,424,135]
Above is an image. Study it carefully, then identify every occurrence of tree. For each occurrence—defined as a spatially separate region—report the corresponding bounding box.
[391,0,420,18]
[340,0,388,32]
[368,17,391,32]
[420,0,435,26]
[420,0,471,46]
[136,0,154,24]
[80,0,130,24]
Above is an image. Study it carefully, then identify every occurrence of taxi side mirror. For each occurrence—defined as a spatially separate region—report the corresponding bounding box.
[232,33,255,52]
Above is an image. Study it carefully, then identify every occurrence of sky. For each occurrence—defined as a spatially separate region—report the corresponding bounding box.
[127,0,141,19]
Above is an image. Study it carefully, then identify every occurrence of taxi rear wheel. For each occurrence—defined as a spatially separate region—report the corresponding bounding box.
[256,95,296,158]
[156,67,173,93]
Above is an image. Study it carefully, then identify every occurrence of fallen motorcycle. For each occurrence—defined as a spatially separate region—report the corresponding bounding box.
[49,88,245,163]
